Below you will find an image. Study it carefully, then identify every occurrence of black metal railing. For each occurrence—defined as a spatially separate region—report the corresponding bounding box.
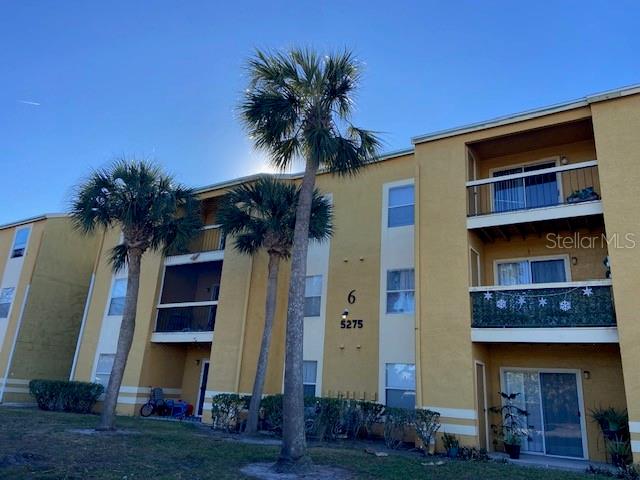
[155,304,216,332]
[467,161,601,217]
[167,225,225,256]
[470,281,615,328]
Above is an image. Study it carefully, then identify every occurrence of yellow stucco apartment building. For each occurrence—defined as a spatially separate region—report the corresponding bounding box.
[11,84,638,462]
[0,215,100,404]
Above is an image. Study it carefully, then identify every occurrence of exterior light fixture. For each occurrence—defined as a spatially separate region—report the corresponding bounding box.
[341,309,349,320]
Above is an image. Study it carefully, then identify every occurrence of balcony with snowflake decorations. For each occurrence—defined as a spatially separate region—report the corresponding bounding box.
[469,280,617,343]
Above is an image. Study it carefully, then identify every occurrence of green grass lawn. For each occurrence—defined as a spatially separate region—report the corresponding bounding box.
[0,407,612,479]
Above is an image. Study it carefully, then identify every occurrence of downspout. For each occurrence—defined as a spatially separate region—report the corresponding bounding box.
[69,230,106,380]
[414,163,423,408]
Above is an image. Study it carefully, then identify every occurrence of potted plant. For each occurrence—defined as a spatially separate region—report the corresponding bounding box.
[490,392,531,460]
[590,407,630,466]
[567,186,600,204]
[608,439,631,467]
[442,432,459,458]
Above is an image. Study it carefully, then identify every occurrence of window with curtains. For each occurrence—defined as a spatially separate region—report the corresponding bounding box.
[493,161,559,213]
[496,258,568,285]
[303,361,317,397]
[0,288,15,318]
[388,185,415,227]
[107,278,127,316]
[303,275,322,317]
[386,269,415,314]
[95,353,115,388]
[385,363,416,409]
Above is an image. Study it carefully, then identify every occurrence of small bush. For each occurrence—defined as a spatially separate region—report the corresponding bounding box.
[29,379,103,414]
[211,394,249,432]
[414,409,440,454]
[384,407,415,449]
[261,394,283,433]
[458,446,489,461]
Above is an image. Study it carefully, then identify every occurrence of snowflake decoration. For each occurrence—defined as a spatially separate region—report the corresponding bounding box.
[496,299,507,309]
[582,287,593,297]
[559,300,572,312]
[538,297,548,307]
[483,291,493,300]
[516,296,526,307]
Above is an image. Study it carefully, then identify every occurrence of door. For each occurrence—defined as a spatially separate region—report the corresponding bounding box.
[503,369,585,458]
[492,161,559,212]
[197,361,210,416]
[475,363,488,450]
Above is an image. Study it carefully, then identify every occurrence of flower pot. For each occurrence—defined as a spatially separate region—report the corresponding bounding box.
[504,442,521,459]
[447,447,459,458]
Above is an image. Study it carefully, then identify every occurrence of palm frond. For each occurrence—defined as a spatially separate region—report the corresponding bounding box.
[109,244,128,272]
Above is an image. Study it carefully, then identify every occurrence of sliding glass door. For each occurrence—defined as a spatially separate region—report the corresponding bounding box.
[493,162,559,213]
[503,369,585,458]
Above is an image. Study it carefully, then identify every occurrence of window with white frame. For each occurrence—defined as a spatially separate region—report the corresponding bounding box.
[385,363,416,409]
[303,360,317,398]
[303,275,322,317]
[11,228,29,258]
[496,257,568,285]
[0,288,15,318]
[95,353,115,388]
[386,269,415,314]
[107,278,127,316]
[388,185,414,227]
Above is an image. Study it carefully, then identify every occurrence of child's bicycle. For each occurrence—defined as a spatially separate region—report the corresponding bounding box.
[140,387,189,419]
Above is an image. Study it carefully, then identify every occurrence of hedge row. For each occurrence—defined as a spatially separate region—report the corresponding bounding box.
[28,379,104,414]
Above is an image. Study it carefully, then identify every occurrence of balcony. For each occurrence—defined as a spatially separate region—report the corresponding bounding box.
[467,161,603,231]
[166,225,225,264]
[469,280,617,343]
[151,261,221,343]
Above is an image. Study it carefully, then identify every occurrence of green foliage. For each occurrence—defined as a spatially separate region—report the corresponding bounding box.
[241,49,381,175]
[28,379,103,414]
[458,446,490,462]
[70,159,202,271]
[384,407,416,449]
[210,394,250,432]
[260,394,284,434]
[591,407,629,440]
[489,392,531,447]
[217,177,332,257]
[442,432,459,450]
[414,409,441,454]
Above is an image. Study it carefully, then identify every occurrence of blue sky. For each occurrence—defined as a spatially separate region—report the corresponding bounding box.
[1,1,639,224]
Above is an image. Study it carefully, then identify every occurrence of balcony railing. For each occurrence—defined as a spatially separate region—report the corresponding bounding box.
[155,301,217,333]
[470,280,615,328]
[167,225,225,256]
[467,160,601,217]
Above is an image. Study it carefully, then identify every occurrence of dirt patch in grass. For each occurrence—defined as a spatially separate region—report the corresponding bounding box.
[67,428,141,435]
[241,462,353,480]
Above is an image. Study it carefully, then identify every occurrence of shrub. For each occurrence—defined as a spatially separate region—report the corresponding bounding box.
[458,446,490,461]
[211,394,249,432]
[414,409,440,454]
[260,394,283,434]
[29,379,103,414]
[384,407,415,449]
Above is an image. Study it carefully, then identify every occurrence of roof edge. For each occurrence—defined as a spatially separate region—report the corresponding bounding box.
[411,83,640,145]
[0,213,68,231]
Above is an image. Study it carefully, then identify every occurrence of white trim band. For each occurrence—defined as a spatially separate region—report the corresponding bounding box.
[629,422,640,434]
[424,406,477,420]
[632,440,640,453]
[440,424,477,436]
[469,279,612,293]
[471,327,619,344]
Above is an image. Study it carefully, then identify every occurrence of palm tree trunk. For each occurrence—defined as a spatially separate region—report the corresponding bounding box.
[97,248,142,430]
[277,160,317,470]
[245,253,280,435]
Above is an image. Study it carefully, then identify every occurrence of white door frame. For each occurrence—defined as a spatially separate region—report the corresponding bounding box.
[499,367,589,460]
[474,360,490,449]
[196,359,210,417]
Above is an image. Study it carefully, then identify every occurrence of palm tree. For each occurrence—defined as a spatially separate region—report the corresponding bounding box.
[71,159,201,430]
[217,177,332,435]
[241,49,381,468]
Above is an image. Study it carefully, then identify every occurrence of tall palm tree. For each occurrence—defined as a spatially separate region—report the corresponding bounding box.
[217,177,332,435]
[71,159,201,430]
[241,49,381,468]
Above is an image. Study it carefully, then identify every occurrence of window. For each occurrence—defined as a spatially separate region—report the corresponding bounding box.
[386,269,415,314]
[388,185,414,227]
[496,258,567,285]
[11,228,29,258]
[95,353,115,388]
[107,278,127,316]
[0,288,15,318]
[385,363,416,409]
[493,161,559,212]
[303,361,317,398]
[303,275,322,317]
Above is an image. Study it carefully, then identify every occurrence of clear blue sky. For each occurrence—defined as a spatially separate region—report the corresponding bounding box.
[1,1,639,224]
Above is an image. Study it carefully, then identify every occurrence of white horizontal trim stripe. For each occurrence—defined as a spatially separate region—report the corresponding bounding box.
[469,279,612,292]
[116,396,148,405]
[440,423,477,436]
[632,440,640,453]
[157,301,218,309]
[3,387,29,394]
[466,160,597,187]
[119,386,182,395]
[164,250,224,266]
[467,201,603,230]
[629,422,640,433]
[471,327,619,344]
[4,378,30,385]
[424,406,476,420]
[150,332,213,343]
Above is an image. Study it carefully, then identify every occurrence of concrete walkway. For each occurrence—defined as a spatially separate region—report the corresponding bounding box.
[489,452,616,473]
